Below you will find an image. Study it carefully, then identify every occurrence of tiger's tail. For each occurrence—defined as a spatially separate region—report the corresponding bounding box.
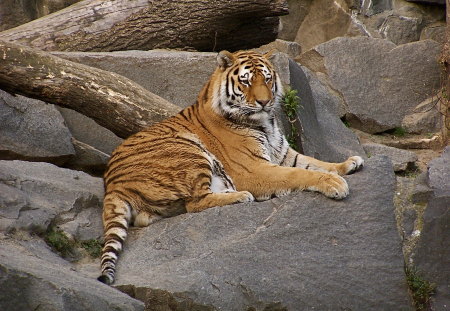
[97,192,132,285]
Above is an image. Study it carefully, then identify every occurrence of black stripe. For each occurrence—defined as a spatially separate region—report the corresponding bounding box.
[279,149,288,166]
[105,221,128,232]
[103,246,120,255]
[105,233,125,244]
[293,154,299,167]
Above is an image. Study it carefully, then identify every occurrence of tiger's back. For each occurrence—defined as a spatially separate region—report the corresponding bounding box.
[98,50,364,285]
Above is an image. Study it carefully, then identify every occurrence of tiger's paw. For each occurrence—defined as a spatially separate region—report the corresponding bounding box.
[235,191,255,203]
[337,156,364,175]
[310,173,349,200]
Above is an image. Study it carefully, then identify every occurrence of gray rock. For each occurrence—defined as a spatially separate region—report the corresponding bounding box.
[378,14,424,45]
[294,0,355,52]
[54,50,217,109]
[289,60,366,162]
[402,97,443,134]
[361,0,392,16]
[57,107,123,155]
[65,139,111,176]
[0,90,75,165]
[362,143,418,171]
[55,107,123,175]
[427,146,450,197]
[420,21,446,44]
[0,237,144,311]
[414,146,450,310]
[300,37,442,133]
[0,160,103,240]
[257,39,302,59]
[115,156,412,310]
[278,0,313,42]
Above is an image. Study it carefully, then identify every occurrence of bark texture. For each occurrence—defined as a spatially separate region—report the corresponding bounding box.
[0,40,181,138]
[0,0,288,52]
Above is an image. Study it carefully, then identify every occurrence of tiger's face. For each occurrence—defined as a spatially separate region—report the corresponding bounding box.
[212,50,282,123]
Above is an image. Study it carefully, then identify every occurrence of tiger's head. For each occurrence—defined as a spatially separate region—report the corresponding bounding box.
[210,50,283,124]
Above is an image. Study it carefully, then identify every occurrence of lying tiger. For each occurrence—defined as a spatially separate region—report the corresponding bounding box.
[98,50,364,285]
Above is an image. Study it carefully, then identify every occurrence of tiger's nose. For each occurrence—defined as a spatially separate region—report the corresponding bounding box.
[256,99,270,107]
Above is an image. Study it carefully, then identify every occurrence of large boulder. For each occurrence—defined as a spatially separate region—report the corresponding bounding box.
[414,146,450,310]
[0,160,103,240]
[0,89,75,165]
[298,37,442,133]
[0,236,143,311]
[114,156,412,310]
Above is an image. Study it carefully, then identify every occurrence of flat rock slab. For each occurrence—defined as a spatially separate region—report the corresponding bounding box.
[0,160,103,240]
[115,156,412,310]
[0,237,144,311]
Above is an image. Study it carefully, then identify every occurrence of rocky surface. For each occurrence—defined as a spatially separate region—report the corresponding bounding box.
[412,147,450,310]
[0,235,144,311]
[362,143,418,172]
[57,107,123,174]
[54,50,217,109]
[299,37,442,134]
[114,156,411,310]
[289,60,366,162]
[0,89,75,165]
[0,160,103,240]
[401,97,443,134]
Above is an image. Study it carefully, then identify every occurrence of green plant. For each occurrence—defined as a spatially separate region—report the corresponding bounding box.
[282,87,301,151]
[405,266,436,310]
[80,239,103,258]
[392,127,407,137]
[45,228,76,257]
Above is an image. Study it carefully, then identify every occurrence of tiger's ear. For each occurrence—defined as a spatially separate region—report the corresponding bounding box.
[217,51,235,69]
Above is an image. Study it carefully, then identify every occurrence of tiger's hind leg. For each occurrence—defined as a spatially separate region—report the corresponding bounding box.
[186,191,254,213]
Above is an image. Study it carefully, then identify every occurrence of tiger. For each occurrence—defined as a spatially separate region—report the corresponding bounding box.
[97,50,364,285]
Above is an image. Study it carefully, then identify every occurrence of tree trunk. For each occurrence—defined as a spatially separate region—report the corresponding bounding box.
[0,0,288,52]
[0,40,181,138]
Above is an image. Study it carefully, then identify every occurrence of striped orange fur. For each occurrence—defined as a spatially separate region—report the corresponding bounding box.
[98,50,364,284]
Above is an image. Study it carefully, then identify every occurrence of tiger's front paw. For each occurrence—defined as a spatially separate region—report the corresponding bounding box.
[235,191,255,203]
[337,156,364,175]
[311,173,349,200]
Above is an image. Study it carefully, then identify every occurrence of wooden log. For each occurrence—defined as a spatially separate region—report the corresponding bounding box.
[0,0,288,52]
[0,40,181,138]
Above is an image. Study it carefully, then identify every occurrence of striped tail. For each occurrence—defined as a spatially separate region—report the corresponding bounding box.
[97,193,132,285]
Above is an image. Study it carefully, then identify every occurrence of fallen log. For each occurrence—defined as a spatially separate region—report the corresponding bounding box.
[0,0,288,52]
[0,40,180,138]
